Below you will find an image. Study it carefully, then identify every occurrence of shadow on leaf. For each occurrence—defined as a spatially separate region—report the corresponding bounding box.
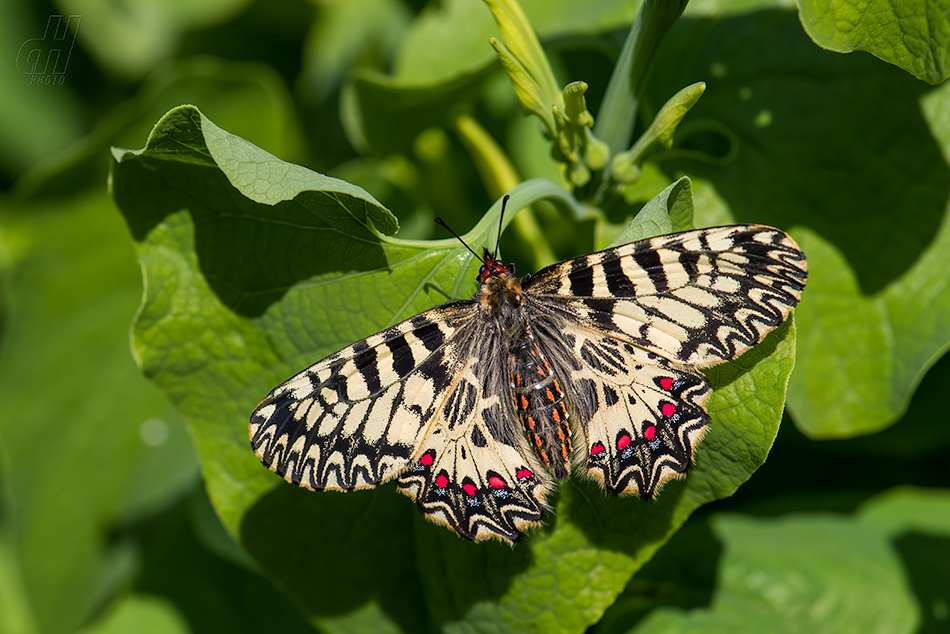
[114,145,389,318]
[650,9,949,295]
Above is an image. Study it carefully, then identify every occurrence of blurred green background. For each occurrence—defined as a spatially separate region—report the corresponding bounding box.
[2,0,949,633]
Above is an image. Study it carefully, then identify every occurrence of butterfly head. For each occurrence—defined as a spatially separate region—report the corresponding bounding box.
[477,247,515,283]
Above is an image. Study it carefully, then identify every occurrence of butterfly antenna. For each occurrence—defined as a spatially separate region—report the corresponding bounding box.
[494,195,510,260]
[434,217,485,263]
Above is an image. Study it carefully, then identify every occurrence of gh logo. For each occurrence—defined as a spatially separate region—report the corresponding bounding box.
[17,15,82,85]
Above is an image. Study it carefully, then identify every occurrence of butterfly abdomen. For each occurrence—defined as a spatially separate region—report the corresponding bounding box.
[509,327,573,480]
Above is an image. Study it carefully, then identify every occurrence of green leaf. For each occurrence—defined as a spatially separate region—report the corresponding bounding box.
[78,595,190,634]
[0,58,300,634]
[608,176,695,246]
[644,8,950,438]
[112,107,797,631]
[859,488,950,634]
[0,188,199,634]
[798,0,950,85]
[631,512,918,634]
[859,486,950,538]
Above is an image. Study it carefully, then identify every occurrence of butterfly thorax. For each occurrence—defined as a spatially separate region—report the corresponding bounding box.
[475,253,524,328]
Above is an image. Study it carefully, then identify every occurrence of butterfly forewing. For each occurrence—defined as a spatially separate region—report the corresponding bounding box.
[250,302,477,490]
[249,222,807,543]
[526,225,807,367]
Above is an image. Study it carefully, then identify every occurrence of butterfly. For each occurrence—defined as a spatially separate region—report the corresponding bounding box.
[249,201,808,543]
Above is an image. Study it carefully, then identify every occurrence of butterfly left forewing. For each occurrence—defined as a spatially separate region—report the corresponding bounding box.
[526,225,807,367]
[250,302,478,491]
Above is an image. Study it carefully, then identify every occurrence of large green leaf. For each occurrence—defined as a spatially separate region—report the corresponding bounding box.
[111,106,799,632]
[630,512,919,633]
[0,57,301,634]
[0,187,198,634]
[797,0,950,84]
[607,486,950,633]
[644,8,950,438]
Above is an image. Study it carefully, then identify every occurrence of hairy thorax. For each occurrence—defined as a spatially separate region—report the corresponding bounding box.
[477,271,525,329]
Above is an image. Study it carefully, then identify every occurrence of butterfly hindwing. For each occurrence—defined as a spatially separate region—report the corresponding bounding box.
[559,326,710,496]
[526,225,807,367]
[397,355,550,541]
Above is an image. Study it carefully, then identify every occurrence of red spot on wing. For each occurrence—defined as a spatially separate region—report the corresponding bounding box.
[618,434,631,450]
[488,476,506,489]
[435,474,448,489]
[516,468,534,481]
[462,483,477,496]
[590,443,605,456]
[419,453,434,467]
[660,377,674,390]
[662,403,676,417]
[644,425,656,441]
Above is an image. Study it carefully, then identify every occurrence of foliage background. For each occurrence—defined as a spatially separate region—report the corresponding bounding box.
[1,0,949,633]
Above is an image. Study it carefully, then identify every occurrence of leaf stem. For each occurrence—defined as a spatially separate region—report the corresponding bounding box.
[452,113,558,268]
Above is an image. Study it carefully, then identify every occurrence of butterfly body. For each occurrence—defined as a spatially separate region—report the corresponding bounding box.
[250,224,807,542]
